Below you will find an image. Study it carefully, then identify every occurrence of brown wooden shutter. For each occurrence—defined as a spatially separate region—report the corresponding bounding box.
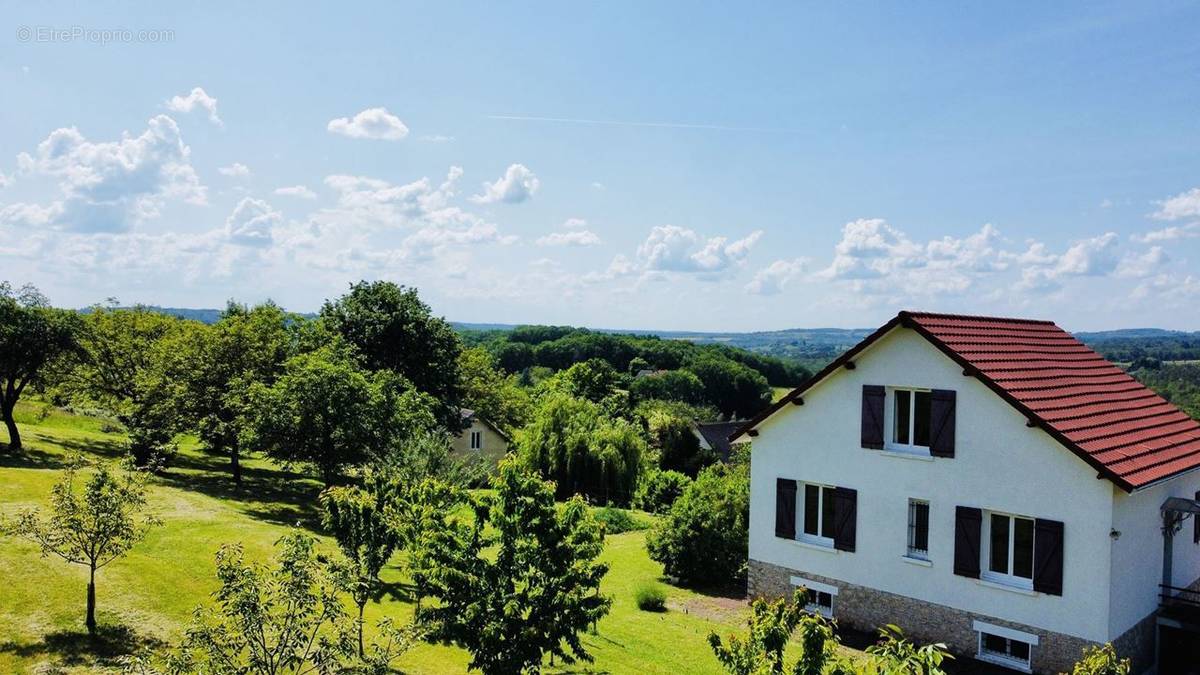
[833,487,857,552]
[775,479,797,539]
[954,506,982,578]
[1033,518,1064,596]
[929,389,956,458]
[861,385,885,449]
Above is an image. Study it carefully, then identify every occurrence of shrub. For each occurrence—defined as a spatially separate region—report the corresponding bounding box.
[593,506,648,534]
[1071,643,1130,675]
[634,468,692,514]
[646,462,749,586]
[634,582,667,612]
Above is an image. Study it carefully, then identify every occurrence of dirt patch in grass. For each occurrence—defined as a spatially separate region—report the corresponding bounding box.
[669,594,748,623]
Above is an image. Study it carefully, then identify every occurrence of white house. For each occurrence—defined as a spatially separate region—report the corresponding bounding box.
[734,311,1200,674]
[450,408,511,461]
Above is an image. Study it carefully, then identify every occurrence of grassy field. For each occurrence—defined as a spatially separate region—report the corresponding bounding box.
[0,400,773,674]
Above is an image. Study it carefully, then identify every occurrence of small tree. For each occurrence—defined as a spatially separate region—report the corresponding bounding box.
[862,625,950,675]
[1071,643,1130,675]
[707,588,843,675]
[646,462,749,586]
[458,347,531,434]
[319,477,401,657]
[163,532,419,674]
[419,459,612,674]
[0,282,81,451]
[2,459,159,634]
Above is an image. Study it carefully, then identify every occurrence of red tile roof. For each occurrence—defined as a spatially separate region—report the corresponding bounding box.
[737,310,1200,491]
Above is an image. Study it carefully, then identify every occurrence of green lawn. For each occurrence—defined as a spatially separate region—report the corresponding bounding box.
[0,400,764,674]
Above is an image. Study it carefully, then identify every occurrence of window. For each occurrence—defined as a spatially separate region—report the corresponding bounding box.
[890,388,931,450]
[907,499,930,559]
[975,623,1035,672]
[983,512,1034,589]
[799,482,836,545]
[469,430,483,450]
[790,576,837,618]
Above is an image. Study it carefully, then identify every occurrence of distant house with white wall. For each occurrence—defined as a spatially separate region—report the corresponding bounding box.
[451,408,510,461]
[735,311,1200,674]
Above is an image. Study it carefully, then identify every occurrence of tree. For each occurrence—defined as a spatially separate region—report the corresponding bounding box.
[163,532,419,674]
[861,625,950,675]
[458,347,531,434]
[68,305,185,465]
[1071,644,1130,675]
[629,369,705,406]
[2,459,159,634]
[517,393,646,505]
[554,358,620,403]
[683,355,773,419]
[319,476,401,657]
[420,459,611,674]
[0,282,80,451]
[490,341,534,373]
[645,407,714,476]
[707,589,842,675]
[633,468,691,514]
[646,462,749,586]
[159,302,292,484]
[243,343,438,486]
[320,281,463,428]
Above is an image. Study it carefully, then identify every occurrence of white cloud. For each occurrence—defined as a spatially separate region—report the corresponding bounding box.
[274,185,317,199]
[1116,246,1169,279]
[0,172,10,188]
[1152,187,1200,221]
[561,217,588,229]
[224,197,280,247]
[636,225,761,275]
[746,258,807,295]
[10,115,206,232]
[536,230,601,247]
[820,219,925,280]
[326,107,409,141]
[218,162,250,177]
[1132,222,1200,243]
[1053,232,1119,276]
[471,164,539,204]
[165,87,222,126]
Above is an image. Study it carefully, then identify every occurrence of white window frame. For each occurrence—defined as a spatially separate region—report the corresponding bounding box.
[973,620,1037,672]
[981,510,1035,591]
[469,430,483,450]
[885,387,932,456]
[796,481,836,548]
[790,575,837,619]
[906,498,930,561]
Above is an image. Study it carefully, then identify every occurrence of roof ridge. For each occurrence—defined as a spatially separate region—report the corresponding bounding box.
[900,309,1057,326]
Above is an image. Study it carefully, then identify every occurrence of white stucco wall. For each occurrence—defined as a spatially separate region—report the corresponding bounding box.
[748,327,1117,642]
[1109,469,1200,638]
[450,418,509,461]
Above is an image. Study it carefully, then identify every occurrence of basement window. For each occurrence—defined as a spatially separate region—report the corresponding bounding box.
[974,621,1037,672]
[790,575,837,619]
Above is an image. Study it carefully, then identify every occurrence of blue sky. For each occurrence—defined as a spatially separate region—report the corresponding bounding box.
[2,2,1200,331]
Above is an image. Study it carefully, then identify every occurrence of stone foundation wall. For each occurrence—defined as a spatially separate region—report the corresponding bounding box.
[749,558,1150,674]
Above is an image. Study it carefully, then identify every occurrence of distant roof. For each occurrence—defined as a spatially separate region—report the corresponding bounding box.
[736,310,1200,492]
[694,421,749,461]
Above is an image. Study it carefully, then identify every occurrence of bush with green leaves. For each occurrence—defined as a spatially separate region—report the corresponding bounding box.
[1071,643,1130,675]
[646,462,749,586]
[633,468,692,514]
[634,582,667,612]
[861,625,950,675]
[592,506,648,534]
[707,588,844,675]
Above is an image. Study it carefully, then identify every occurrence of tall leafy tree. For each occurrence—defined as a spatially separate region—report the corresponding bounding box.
[0,282,80,451]
[160,302,292,484]
[517,393,646,505]
[646,462,750,585]
[683,354,773,419]
[243,343,438,486]
[458,347,531,434]
[68,304,185,465]
[320,281,464,428]
[163,532,419,674]
[2,459,160,634]
[319,475,401,657]
[420,459,612,674]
